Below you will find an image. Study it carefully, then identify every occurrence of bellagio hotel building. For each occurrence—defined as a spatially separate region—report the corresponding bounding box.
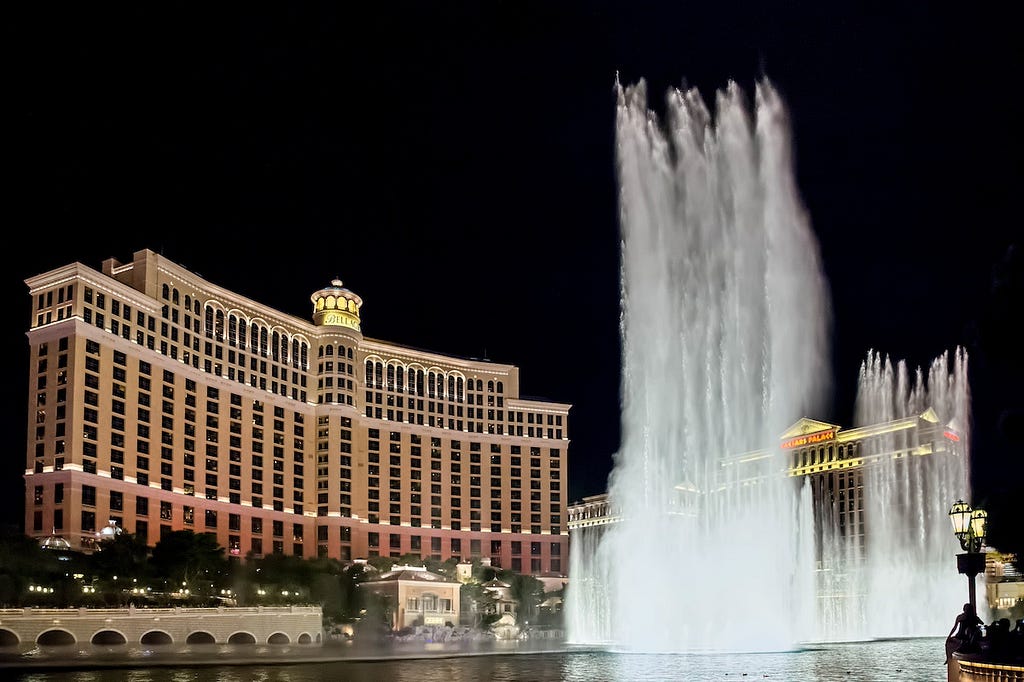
[24,249,570,576]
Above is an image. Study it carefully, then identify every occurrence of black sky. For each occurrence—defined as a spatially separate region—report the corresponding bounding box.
[7,3,1022,549]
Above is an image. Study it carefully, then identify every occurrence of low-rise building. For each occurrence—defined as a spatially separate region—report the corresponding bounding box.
[357,565,461,630]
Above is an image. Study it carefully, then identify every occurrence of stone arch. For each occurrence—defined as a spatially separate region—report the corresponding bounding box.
[228,631,256,644]
[0,629,19,647]
[297,632,311,644]
[37,629,76,646]
[291,333,313,370]
[91,630,127,646]
[267,631,290,644]
[449,371,466,402]
[140,630,173,645]
[186,631,216,644]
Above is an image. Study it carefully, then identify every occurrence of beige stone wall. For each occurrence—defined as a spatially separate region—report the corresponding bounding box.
[0,606,322,647]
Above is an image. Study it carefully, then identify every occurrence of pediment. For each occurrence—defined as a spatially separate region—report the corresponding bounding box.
[779,417,839,440]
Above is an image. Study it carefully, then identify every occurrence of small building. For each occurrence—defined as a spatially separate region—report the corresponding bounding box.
[358,565,461,631]
[481,578,517,620]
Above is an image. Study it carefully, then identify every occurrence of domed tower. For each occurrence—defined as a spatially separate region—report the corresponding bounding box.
[310,279,363,408]
[311,278,363,332]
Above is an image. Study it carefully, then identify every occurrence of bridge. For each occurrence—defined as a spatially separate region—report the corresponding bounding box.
[0,605,323,648]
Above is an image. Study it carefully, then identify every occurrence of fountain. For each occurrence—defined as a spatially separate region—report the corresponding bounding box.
[566,76,971,654]
[818,349,970,640]
[567,76,830,653]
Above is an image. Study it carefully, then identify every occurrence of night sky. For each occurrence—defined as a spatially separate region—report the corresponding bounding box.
[7,4,1022,551]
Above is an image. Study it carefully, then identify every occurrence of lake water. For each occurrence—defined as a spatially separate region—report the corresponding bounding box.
[3,637,947,681]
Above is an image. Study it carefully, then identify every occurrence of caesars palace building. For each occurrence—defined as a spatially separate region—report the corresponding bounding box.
[24,249,570,576]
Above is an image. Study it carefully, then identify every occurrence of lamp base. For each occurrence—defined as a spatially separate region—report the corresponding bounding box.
[957,552,986,576]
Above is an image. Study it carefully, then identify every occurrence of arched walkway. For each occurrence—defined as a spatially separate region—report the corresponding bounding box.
[91,630,127,646]
[297,633,311,644]
[186,631,216,644]
[37,630,75,646]
[267,632,290,644]
[228,632,256,644]
[141,630,173,645]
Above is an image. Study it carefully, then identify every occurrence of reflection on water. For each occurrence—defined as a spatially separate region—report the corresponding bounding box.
[5,638,945,682]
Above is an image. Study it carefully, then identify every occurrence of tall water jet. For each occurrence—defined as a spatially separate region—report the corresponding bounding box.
[567,77,831,653]
[845,349,970,637]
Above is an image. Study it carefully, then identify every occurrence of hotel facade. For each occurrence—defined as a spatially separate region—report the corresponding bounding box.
[24,249,570,576]
[568,411,965,539]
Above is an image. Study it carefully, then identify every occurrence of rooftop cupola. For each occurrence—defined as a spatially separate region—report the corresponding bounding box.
[311,278,363,331]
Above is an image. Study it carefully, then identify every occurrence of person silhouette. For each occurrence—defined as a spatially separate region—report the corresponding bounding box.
[984,618,1012,655]
[946,603,983,663]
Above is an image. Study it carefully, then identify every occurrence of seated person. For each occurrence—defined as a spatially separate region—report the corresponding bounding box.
[946,603,983,663]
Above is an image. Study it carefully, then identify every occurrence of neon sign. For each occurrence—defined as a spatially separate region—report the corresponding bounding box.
[781,430,835,450]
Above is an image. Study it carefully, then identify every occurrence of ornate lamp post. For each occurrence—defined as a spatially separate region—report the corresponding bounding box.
[948,499,988,614]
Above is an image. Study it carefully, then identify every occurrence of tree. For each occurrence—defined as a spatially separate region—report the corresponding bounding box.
[150,530,227,597]
[89,532,150,583]
[499,569,545,625]
[460,581,499,629]
[0,529,76,606]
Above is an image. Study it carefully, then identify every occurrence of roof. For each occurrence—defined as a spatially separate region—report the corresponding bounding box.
[40,534,71,550]
[364,566,458,584]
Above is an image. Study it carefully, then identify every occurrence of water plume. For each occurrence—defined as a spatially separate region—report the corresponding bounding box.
[567,76,830,653]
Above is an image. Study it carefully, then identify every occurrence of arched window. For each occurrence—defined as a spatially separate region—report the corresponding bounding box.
[204,307,214,338]
[185,294,192,310]
[417,370,425,396]
[279,334,288,365]
[324,345,333,357]
[374,362,383,388]
[215,309,225,341]
[259,327,268,356]
[387,364,395,390]
[428,372,436,398]
[365,360,374,388]
[396,366,404,392]
[496,381,503,394]
[456,377,464,402]
[487,380,494,393]
[300,343,308,370]
[172,288,180,305]
[271,332,280,362]
[228,315,238,346]
[447,376,455,400]
[162,283,170,300]
[292,339,300,368]
[194,300,201,315]
[238,319,247,350]
[436,373,445,399]
[476,379,483,392]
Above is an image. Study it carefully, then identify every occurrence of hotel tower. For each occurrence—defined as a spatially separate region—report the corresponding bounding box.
[24,249,570,576]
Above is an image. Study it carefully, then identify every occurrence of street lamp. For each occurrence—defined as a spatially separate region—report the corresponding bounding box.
[948,499,988,614]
